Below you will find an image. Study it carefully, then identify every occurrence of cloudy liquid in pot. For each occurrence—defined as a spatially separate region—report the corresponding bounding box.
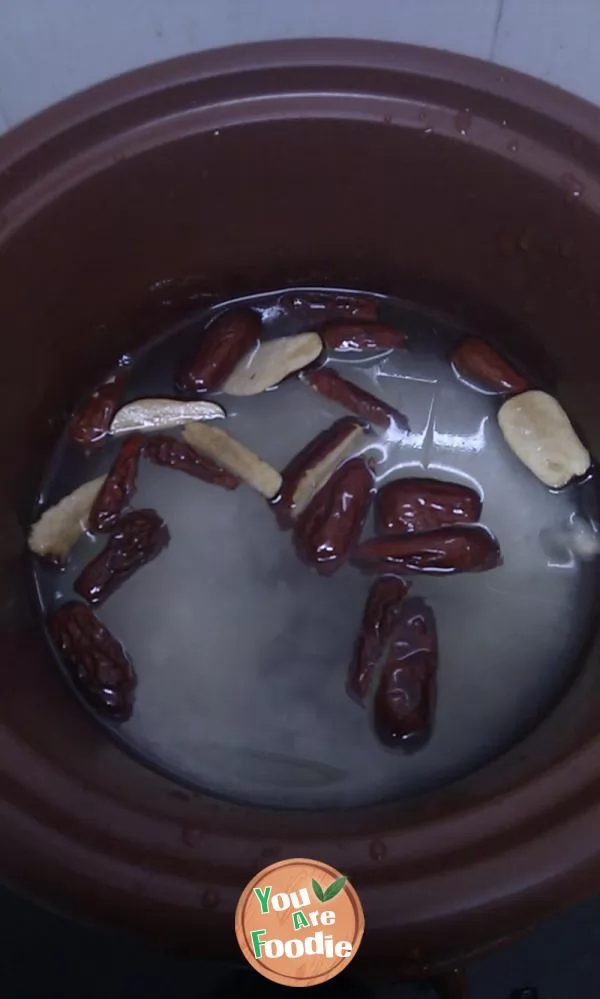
[33,289,599,809]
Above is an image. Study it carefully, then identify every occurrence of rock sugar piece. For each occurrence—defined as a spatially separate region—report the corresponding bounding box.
[110,398,224,434]
[222,332,323,395]
[375,477,482,535]
[49,601,136,719]
[274,417,370,528]
[354,525,501,575]
[452,337,529,394]
[498,390,590,488]
[182,422,282,499]
[347,575,410,705]
[373,598,437,751]
[176,307,261,394]
[293,457,374,576]
[29,476,106,564]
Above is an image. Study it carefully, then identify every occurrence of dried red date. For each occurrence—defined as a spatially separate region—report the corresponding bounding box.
[322,322,406,353]
[279,291,379,323]
[376,478,482,535]
[74,509,169,605]
[453,337,529,394]
[293,458,374,576]
[274,416,367,528]
[301,367,409,431]
[354,526,501,575]
[374,598,437,750]
[145,434,239,490]
[70,372,124,449]
[347,576,410,704]
[49,601,135,719]
[89,433,145,533]
[176,307,261,394]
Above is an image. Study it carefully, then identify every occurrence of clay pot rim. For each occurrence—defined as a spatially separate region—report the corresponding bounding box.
[2,37,600,170]
[2,39,600,953]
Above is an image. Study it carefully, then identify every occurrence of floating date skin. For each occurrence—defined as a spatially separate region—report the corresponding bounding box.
[374,598,437,751]
[274,416,366,528]
[89,433,145,533]
[322,322,406,353]
[453,337,529,394]
[145,434,239,490]
[70,373,124,449]
[302,367,409,431]
[376,478,482,535]
[176,307,261,395]
[279,291,380,324]
[293,458,374,576]
[347,575,410,705]
[49,602,136,719]
[74,509,169,606]
[354,525,502,575]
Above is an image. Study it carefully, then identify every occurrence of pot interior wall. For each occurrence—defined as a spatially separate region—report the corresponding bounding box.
[1,45,600,959]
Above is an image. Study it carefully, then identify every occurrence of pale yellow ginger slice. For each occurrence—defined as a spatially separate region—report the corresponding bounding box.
[291,424,368,518]
[29,475,106,562]
[222,333,323,396]
[498,390,590,488]
[182,423,282,498]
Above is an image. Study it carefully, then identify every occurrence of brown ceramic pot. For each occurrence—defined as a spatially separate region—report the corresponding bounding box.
[2,40,600,977]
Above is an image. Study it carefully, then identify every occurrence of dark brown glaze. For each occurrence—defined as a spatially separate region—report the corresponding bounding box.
[293,457,374,576]
[354,526,502,575]
[49,602,135,719]
[452,337,529,394]
[74,509,169,606]
[347,575,410,704]
[145,434,239,489]
[321,322,406,352]
[430,967,468,999]
[279,290,379,323]
[376,478,482,535]
[273,416,366,528]
[374,597,437,751]
[175,307,261,394]
[89,433,145,533]
[301,367,409,430]
[69,372,125,449]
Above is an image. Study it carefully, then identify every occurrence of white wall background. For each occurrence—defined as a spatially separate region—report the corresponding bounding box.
[0,0,599,133]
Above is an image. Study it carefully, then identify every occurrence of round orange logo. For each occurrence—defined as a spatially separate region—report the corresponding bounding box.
[235,857,364,987]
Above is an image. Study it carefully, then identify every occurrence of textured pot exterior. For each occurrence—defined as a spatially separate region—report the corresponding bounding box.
[2,40,600,973]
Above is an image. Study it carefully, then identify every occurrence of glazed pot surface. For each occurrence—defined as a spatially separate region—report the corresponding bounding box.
[2,39,600,972]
